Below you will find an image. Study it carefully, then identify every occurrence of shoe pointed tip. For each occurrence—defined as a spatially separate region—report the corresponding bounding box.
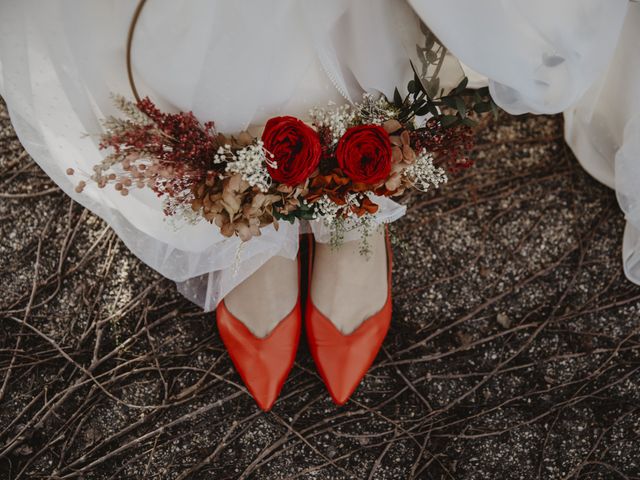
[326,384,356,406]
[217,303,302,414]
[331,396,349,406]
[252,392,278,412]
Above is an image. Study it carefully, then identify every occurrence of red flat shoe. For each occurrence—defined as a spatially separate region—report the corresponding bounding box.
[305,228,392,405]
[216,264,301,412]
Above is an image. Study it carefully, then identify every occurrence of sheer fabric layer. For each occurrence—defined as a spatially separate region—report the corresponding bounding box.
[2,0,639,313]
[0,0,423,309]
[411,0,639,285]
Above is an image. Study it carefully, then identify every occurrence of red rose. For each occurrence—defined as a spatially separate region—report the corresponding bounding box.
[336,125,392,185]
[262,116,321,186]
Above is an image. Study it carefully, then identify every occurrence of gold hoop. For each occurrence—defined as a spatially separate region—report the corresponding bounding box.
[126,0,148,102]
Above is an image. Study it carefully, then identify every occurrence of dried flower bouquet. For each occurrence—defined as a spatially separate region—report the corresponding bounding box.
[69,76,496,243]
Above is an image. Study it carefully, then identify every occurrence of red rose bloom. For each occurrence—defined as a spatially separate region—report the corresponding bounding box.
[262,116,321,186]
[336,125,392,185]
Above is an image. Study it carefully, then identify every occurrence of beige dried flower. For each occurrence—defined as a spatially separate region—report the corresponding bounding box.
[191,173,283,241]
[382,120,418,194]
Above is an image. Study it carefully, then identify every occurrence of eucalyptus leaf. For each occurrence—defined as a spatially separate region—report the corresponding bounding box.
[455,97,467,117]
[477,86,490,97]
[416,104,431,116]
[413,72,422,88]
[393,88,403,107]
[412,99,426,112]
[441,115,458,127]
[273,211,297,224]
[473,102,492,113]
[453,77,469,95]
[442,97,457,109]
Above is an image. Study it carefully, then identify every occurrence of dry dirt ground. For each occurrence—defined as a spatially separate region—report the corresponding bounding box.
[1,99,639,480]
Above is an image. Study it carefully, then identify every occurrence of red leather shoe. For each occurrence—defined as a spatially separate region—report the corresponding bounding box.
[216,265,301,412]
[305,228,392,405]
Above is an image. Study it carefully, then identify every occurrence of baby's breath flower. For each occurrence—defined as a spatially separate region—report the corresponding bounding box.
[403,149,448,192]
[223,140,274,193]
[355,93,398,125]
[311,193,377,251]
[164,196,202,230]
[309,102,357,143]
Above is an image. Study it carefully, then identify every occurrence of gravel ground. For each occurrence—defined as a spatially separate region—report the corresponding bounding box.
[1,99,639,479]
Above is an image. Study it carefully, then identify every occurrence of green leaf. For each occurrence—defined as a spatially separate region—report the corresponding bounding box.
[477,86,490,97]
[442,97,457,109]
[473,102,492,113]
[273,211,297,224]
[393,87,403,107]
[413,72,423,89]
[440,115,458,127]
[416,104,431,116]
[462,117,478,127]
[412,99,426,112]
[408,80,417,94]
[455,97,467,117]
[453,77,469,95]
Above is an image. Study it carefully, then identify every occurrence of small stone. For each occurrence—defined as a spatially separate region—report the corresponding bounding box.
[497,312,511,329]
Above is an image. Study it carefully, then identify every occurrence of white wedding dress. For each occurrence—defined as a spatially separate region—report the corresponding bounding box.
[0,0,637,311]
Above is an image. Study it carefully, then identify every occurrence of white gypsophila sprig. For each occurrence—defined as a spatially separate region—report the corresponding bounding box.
[403,149,448,192]
[310,195,350,248]
[311,192,365,222]
[218,140,276,193]
[163,197,202,230]
[354,93,399,125]
[311,193,377,252]
[309,102,357,144]
[160,179,201,229]
[309,195,343,224]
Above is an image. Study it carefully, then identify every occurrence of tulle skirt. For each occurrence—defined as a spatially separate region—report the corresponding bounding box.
[0,0,421,309]
[1,0,638,313]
